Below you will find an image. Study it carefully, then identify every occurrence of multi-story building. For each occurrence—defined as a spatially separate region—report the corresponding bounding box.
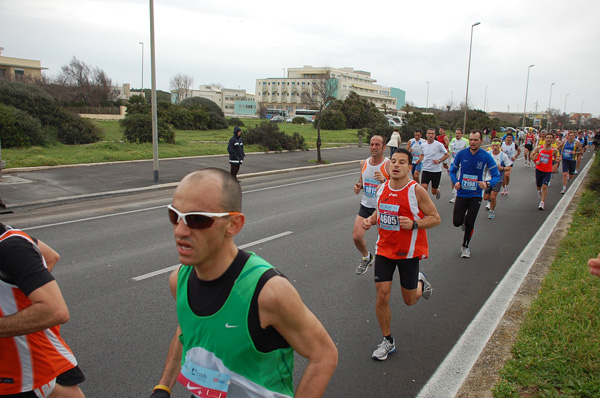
[0,48,47,81]
[170,85,256,117]
[255,66,406,116]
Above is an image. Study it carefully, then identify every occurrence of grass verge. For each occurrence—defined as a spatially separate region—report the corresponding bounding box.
[493,153,600,397]
[2,120,362,168]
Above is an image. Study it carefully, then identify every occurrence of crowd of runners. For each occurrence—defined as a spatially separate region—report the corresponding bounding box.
[353,127,597,360]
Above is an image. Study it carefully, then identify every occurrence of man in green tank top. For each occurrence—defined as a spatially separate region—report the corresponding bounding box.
[149,168,337,398]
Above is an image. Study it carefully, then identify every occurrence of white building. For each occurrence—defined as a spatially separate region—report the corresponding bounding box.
[170,85,256,117]
[255,66,406,116]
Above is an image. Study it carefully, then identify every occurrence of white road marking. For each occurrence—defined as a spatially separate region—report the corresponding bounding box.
[417,156,594,398]
[23,173,356,231]
[131,231,293,281]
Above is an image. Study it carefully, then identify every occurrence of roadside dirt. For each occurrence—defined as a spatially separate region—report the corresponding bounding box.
[455,178,585,398]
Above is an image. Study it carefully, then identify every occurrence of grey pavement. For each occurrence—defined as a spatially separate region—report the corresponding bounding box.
[0,146,370,211]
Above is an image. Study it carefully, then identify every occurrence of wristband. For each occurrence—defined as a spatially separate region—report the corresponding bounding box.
[154,385,172,395]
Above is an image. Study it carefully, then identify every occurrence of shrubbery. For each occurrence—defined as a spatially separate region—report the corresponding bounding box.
[0,104,50,147]
[314,109,346,130]
[0,80,102,146]
[227,117,245,127]
[291,116,308,124]
[244,121,307,151]
[120,113,175,144]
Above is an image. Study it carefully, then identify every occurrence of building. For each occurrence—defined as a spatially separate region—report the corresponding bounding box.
[255,66,406,116]
[170,85,256,117]
[0,48,47,81]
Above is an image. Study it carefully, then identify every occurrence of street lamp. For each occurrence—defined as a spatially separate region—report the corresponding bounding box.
[139,42,144,94]
[282,68,285,78]
[463,21,480,134]
[564,93,569,115]
[547,82,555,131]
[579,101,585,130]
[483,85,488,112]
[522,64,534,131]
[425,81,430,114]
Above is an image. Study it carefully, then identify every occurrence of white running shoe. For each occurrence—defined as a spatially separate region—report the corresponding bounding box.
[538,201,545,210]
[460,246,471,258]
[372,338,396,361]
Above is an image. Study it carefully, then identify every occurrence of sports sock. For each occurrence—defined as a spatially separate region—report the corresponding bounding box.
[384,335,393,344]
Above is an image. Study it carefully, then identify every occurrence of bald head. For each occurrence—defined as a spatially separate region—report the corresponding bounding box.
[178,168,242,212]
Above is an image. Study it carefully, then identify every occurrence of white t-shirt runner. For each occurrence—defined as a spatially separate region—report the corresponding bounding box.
[421,141,448,172]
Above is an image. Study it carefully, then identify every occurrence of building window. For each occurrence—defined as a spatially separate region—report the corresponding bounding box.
[14,70,25,81]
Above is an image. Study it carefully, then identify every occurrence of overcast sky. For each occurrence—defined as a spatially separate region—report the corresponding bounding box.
[2,0,599,116]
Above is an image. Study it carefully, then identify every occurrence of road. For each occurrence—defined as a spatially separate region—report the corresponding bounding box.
[3,153,594,397]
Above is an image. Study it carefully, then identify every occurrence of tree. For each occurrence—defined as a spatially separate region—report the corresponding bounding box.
[340,91,386,129]
[300,68,338,163]
[170,73,194,104]
[55,57,117,106]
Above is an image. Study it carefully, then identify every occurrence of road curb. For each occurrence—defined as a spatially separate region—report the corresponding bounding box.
[4,160,361,211]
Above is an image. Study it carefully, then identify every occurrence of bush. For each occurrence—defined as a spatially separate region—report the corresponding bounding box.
[315,109,346,130]
[168,105,210,130]
[0,104,49,147]
[207,112,229,130]
[120,113,175,144]
[291,116,308,124]
[227,117,245,127]
[244,121,307,151]
[0,80,102,146]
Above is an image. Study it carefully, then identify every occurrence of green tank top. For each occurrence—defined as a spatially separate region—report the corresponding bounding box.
[177,253,295,397]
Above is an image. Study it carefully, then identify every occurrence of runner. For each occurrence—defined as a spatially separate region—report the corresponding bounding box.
[353,135,390,275]
[484,138,512,219]
[407,129,426,183]
[576,131,588,174]
[361,149,441,361]
[531,132,561,210]
[559,131,582,194]
[421,128,449,200]
[449,130,501,258]
[448,128,469,203]
[436,127,450,173]
[523,128,537,166]
[500,133,521,195]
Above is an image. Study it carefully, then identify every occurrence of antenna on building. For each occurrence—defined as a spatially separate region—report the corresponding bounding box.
[0,47,4,56]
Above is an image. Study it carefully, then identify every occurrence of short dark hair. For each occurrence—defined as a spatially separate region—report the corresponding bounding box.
[506,132,514,138]
[414,129,422,134]
[393,148,413,164]
[470,130,483,139]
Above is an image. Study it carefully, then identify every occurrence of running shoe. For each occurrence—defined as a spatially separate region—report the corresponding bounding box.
[561,188,566,194]
[504,188,509,196]
[500,187,506,195]
[461,246,471,258]
[485,202,491,210]
[419,272,432,299]
[436,189,441,200]
[488,210,495,219]
[449,195,456,203]
[372,338,396,361]
[537,190,541,198]
[575,170,578,175]
[538,201,545,210]
[356,253,374,275]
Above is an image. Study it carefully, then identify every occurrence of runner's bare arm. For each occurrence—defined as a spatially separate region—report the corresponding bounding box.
[259,276,338,398]
[0,280,69,338]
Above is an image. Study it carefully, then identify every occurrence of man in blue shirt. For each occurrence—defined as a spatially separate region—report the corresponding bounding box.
[449,130,501,258]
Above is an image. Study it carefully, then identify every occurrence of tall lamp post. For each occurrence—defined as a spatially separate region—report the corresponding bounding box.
[522,64,534,131]
[462,22,480,134]
[483,85,488,112]
[564,93,569,115]
[579,101,585,130]
[139,42,144,94]
[282,68,285,78]
[149,0,159,182]
[547,82,555,131]
[425,81,430,114]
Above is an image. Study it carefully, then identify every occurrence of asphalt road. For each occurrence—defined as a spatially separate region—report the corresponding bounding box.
[2,152,594,397]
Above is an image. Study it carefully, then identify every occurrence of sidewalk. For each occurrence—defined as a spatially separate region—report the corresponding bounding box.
[0,146,370,211]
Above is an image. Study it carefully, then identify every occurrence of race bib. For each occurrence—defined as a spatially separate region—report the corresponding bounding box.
[461,174,479,191]
[364,178,379,198]
[379,203,400,231]
[539,153,550,164]
[178,361,231,398]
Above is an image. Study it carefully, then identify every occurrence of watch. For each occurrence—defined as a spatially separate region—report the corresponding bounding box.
[412,220,419,230]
